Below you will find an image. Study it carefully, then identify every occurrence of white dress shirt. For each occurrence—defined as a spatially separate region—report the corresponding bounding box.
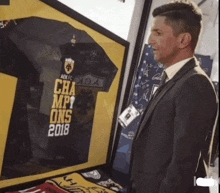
[164,57,194,82]
[152,57,195,96]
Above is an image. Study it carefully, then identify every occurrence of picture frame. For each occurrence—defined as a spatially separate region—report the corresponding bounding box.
[0,0,129,189]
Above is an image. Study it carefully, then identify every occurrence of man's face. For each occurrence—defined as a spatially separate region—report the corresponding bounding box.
[148,16,180,66]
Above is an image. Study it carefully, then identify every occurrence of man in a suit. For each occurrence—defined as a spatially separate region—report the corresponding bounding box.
[128,1,218,193]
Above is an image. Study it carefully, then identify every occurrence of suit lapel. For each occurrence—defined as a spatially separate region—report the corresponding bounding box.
[135,58,197,139]
[135,81,175,139]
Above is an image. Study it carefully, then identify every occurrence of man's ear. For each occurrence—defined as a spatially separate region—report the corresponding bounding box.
[178,33,192,49]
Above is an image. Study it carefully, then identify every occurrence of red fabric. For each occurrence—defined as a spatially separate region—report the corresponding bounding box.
[6,182,68,193]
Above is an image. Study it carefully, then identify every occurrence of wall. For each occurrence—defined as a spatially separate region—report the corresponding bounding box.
[58,0,135,40]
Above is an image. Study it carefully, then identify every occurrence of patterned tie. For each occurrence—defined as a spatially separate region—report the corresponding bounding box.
[159,71,167,86]
[152,71,167,99]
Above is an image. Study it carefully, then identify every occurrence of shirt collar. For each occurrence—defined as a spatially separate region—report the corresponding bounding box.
[165,57,194,81]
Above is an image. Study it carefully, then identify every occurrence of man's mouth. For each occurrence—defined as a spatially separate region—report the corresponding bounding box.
[153,49,158,53]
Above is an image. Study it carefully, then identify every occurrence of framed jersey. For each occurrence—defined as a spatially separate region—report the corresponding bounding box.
[0,0,129,189]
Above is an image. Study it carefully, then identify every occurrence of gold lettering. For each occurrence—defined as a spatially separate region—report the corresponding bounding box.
[57,109,65,124]
[69,82,76,95]
[54,79,62,94]
[65,110,73,123]
[62,80,70,95]
[52,94,63,108]
[63,95,70,109]
[50,109,58,124]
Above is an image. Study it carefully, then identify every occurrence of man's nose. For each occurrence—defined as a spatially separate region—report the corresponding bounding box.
[148,33,154,46]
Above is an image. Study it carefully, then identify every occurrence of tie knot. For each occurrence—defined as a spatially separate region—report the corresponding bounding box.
[160,71,167,86]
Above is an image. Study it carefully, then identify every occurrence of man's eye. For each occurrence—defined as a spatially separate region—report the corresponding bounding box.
[156,31,162,36]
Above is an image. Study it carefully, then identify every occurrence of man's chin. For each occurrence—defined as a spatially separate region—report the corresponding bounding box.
[153,56,165,67]
[153,55,160,62]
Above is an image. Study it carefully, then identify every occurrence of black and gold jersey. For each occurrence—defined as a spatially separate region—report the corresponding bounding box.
[1,17,117,178]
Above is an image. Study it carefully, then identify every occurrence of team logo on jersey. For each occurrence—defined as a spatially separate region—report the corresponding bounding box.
[64,58,74,74]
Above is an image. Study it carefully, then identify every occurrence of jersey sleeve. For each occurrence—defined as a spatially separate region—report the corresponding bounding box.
[81,31,118,92]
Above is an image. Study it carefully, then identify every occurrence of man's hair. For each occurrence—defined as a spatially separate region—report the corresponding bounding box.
[152,0,203,50]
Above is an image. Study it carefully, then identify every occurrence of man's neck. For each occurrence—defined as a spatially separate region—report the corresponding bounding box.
[163,50,194,68]
[164,57,194,81]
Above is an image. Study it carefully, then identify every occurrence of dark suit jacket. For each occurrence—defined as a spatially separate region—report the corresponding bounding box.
[129,58,218,193]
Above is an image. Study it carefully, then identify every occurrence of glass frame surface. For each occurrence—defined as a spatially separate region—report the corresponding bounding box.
[0,0,129,189]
